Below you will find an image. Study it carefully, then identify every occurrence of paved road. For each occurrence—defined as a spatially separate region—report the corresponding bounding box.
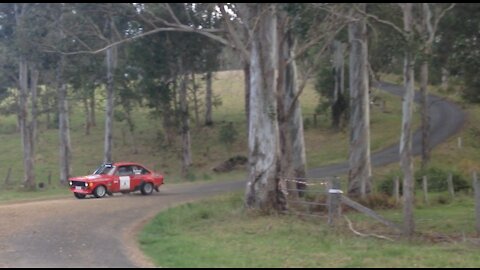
[0,82,466,267]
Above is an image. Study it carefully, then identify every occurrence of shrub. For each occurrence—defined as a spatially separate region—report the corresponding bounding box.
[415,167,470,193]
[377,171,402,196]
[378,167,471,195]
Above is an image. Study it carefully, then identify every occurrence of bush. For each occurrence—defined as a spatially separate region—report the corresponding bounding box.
[377,171,402,196]
[219,122,238,152]
[415,167,470,193]
[378,167,471,195]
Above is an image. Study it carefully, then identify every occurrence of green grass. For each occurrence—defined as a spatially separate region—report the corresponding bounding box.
[139,192,480,268]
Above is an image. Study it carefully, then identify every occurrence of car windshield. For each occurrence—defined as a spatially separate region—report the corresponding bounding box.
[93,163,114,175]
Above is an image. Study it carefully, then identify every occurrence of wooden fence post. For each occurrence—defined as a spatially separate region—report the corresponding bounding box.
[473,171,480,236]
[447,173,455,199]
[422,175,429,205]
[328,177,342,226]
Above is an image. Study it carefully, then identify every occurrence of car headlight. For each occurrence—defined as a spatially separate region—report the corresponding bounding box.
[69,181,72,186]
[84,182,88,187]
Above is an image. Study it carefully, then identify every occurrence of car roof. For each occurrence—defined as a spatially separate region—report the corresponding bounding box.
[111,161,143,167]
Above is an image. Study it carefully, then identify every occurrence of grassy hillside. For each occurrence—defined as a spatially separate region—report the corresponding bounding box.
[0,70,414,202]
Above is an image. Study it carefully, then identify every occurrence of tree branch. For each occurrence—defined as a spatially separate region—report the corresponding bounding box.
[219,4,250,62]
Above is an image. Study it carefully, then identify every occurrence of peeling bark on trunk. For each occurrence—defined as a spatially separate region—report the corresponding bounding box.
[243,4,285,211]
[348,4,372,198]
[277,11,307,201]
[204,71,213,126]
[401,3,415,237]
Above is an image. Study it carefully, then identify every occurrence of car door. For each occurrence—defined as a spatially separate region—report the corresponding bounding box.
[112,165,133,192]
[129,165,145,190]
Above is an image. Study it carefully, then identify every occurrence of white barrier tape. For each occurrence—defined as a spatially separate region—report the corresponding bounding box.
[328,189,343,194]
[283,179,327,186]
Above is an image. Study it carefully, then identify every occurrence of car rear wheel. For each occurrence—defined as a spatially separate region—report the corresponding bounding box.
[74,193,86,199]
[141,182,153,195]
[93,185,107,198]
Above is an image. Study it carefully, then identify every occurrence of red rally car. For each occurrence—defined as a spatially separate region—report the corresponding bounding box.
[69,162,164,199]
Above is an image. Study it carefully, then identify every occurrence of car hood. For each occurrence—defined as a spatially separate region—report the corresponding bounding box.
[69,174,108,182]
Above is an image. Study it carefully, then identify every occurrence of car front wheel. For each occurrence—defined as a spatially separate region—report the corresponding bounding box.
[141,182,153,195]
[93,185,107,198]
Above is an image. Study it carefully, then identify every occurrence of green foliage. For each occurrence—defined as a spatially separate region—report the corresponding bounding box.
[434,3,480,103]
[378,167,470,195]
[414,167,470,193]
[218,122,238,152]
[377,170,402,196]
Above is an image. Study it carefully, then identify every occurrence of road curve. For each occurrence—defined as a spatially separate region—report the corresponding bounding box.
[308,81,467,178]
[0,82,466,267]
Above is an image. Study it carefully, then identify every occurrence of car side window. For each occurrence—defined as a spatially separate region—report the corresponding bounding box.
[131,165,149,175]
[117,166,132,176]
[141,166,150,175]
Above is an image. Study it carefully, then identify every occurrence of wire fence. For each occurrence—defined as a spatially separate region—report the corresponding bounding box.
[282,176,342,222]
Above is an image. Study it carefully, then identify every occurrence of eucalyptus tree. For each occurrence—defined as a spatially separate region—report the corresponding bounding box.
[363,3,419,236]
[7,3,53,190]
[347,3,371,198]
[416,3,455,170]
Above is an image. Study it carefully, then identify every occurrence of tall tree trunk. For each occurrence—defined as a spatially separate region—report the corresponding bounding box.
[276,11,294,201]
[243,4,284,211]
[89,89,96,127]
[277,11,307,201]
[332,40,346,130]
[348,4,372,198]
[204,71,213,126]
[401,3,415,237]
[58,55,72,184]
[420,60,430,170]
[83,95,91,135]
[179,67,192,177]
[15,4,35,190]
[243,61,250,135]
[104,45,116,163]
[191,72,200,128]
[30,67,38,144]
[19,58,35,190]
[441,67,449,90]
[162,98,175,146]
